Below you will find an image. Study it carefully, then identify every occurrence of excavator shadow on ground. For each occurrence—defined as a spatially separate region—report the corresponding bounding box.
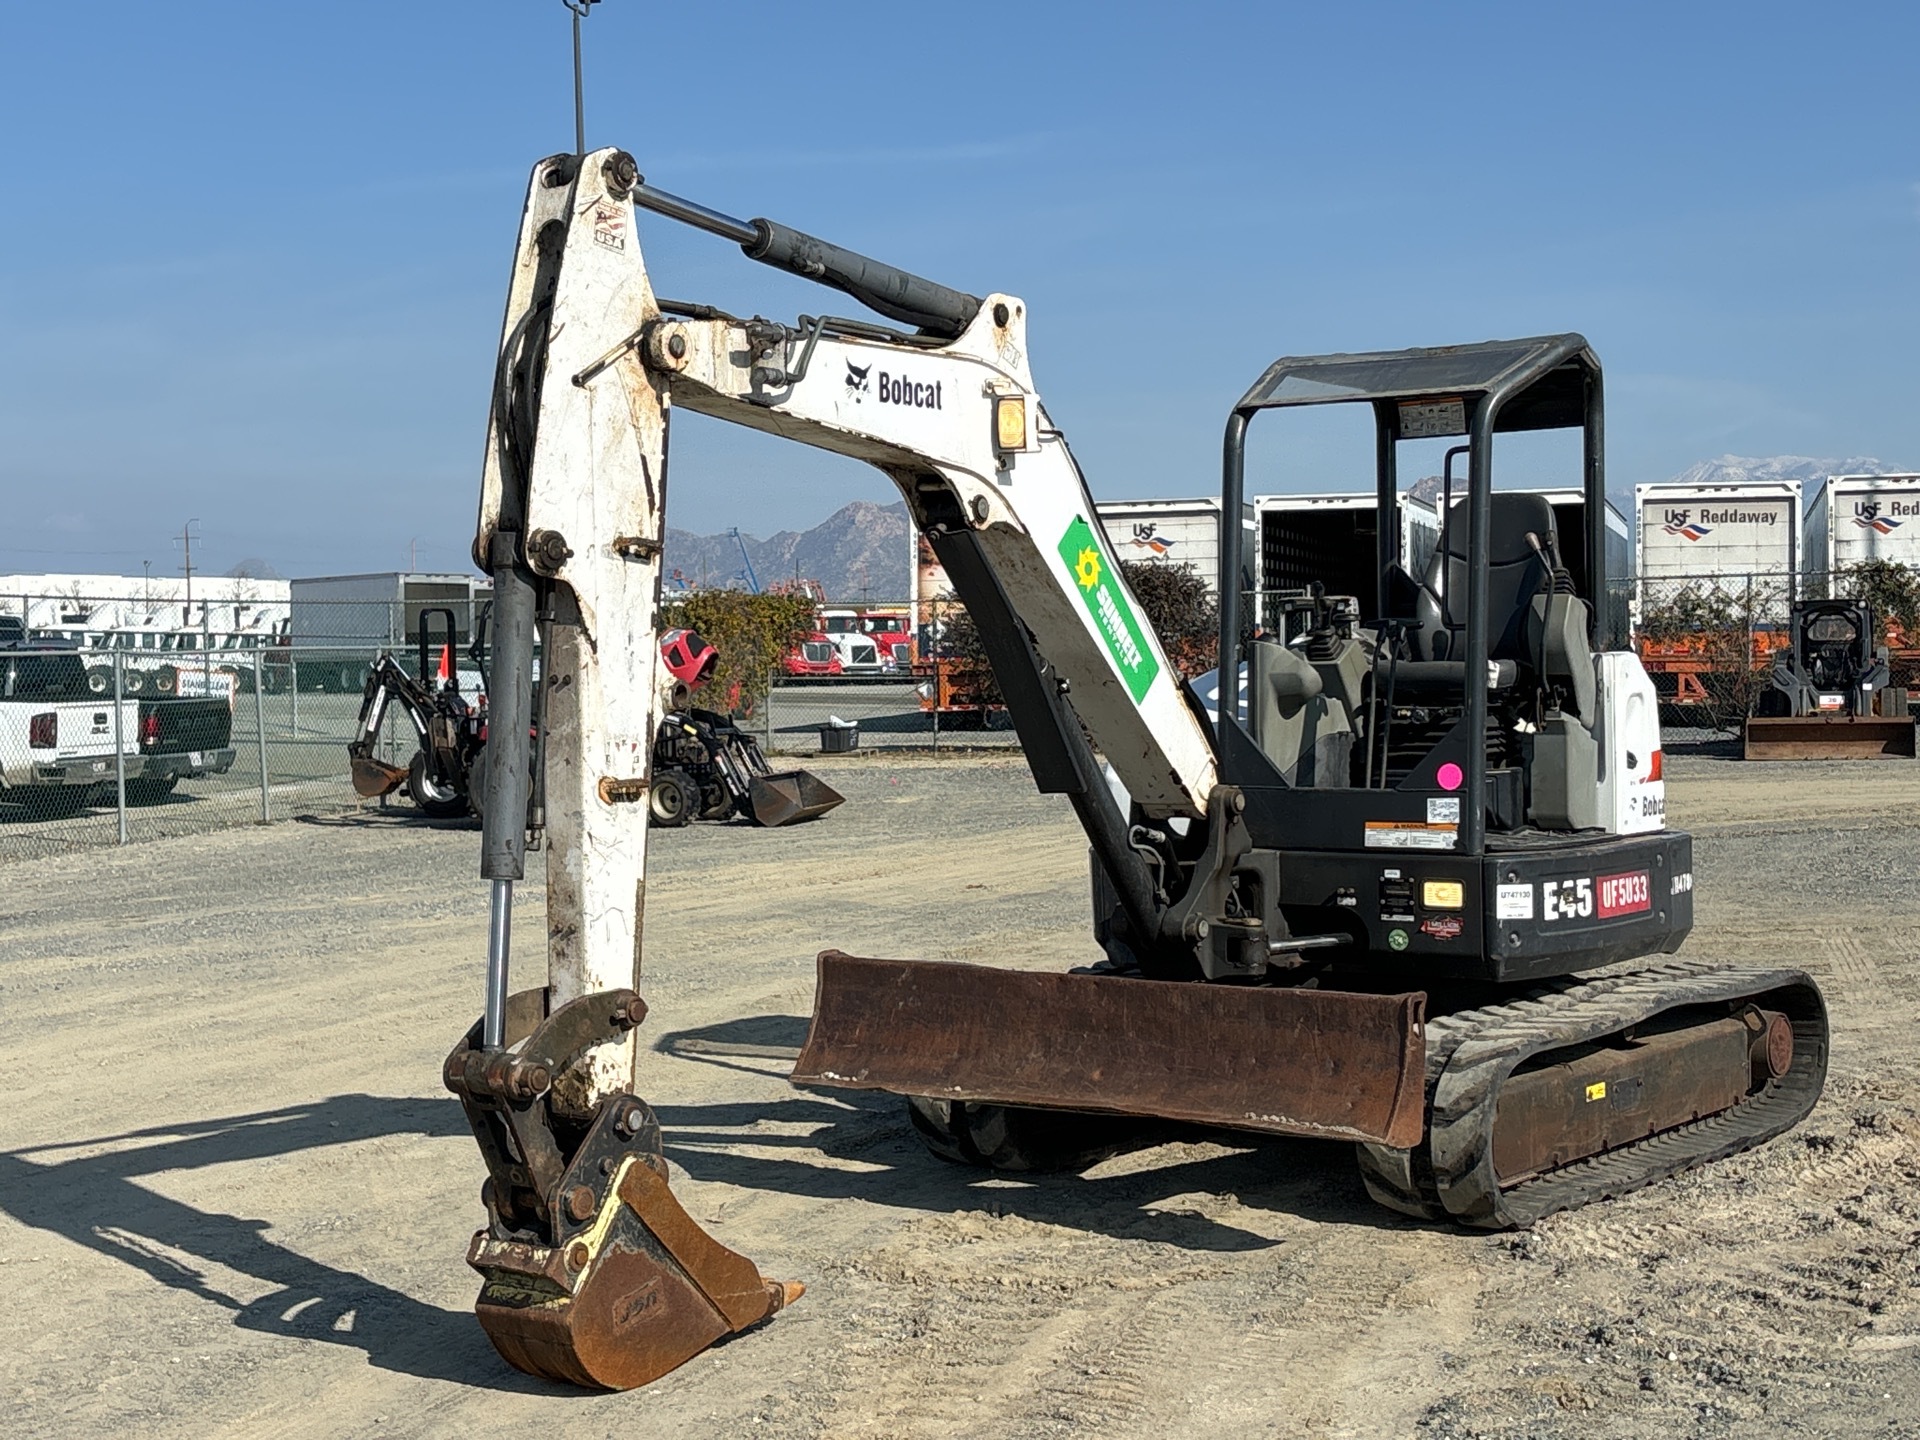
[0,1095,560,1392]
[0,1058,1407,1397]
[292,808,481,832]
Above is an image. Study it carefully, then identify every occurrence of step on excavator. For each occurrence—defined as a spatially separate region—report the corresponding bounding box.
[445,148,1829,1390]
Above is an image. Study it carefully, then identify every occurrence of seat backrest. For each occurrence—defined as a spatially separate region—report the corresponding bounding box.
[1411,493,1557,663]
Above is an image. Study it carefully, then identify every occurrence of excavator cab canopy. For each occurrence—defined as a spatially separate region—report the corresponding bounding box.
[1217,334,1608,862]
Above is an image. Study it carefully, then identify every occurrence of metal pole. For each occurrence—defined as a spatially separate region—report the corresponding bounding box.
[289,655,299,735]
[763,669,774,756]
[565,0,598,157]
[113,650,128,844]
[254,649,270,823]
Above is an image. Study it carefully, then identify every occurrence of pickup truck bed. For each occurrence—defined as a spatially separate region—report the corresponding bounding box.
[133,696,237,800]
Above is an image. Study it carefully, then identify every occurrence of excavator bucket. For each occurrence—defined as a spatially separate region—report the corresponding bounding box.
[350,754,410,797]
[792,952,1428,1148]
[467,1157,803,1390]
[747,769,845,826]
[1743,715,1916,760]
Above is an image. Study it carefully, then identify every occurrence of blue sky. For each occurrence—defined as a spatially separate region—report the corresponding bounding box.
[1,1,1914,579]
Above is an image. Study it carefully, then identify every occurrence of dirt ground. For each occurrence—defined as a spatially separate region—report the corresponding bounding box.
[4,750,1918,1440]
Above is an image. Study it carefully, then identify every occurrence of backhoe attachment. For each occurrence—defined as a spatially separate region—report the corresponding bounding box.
[446,987,800,1389]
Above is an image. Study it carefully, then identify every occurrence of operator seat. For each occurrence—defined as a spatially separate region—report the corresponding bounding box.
[1412,492,1557,666]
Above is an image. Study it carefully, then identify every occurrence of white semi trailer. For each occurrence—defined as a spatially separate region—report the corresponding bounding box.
[1092,497,1255,602]
[1634,479,1802,622]
[1252,490,1441,625]
[1803,473,1920,592]
[282,572,492,692]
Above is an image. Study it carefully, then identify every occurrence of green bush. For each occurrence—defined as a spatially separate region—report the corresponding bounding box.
[1836,558,1920,645]
[659,589,817,713]
[1118,559,1219,678]
[1638,578,1784,732]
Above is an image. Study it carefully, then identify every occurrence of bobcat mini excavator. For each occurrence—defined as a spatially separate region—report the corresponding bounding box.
[446,148,1829,1390]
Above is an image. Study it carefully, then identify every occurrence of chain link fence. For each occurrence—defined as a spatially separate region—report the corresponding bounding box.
[750,596,1020,756]
[11,564,1917,860]
[0,591,1028,861]
[1633,568,1920,729]
[0,595,464,864]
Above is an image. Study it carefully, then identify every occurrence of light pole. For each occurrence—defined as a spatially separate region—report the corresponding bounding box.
[563,0,600,156]
[179,519,200,625]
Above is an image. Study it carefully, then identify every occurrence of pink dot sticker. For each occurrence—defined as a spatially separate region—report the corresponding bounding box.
[1436,762,1464,792]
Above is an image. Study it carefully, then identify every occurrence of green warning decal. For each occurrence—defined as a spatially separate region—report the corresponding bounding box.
[1057,515,1160,703]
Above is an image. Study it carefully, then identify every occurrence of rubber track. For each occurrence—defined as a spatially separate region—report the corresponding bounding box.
[1356,959,1829,1228]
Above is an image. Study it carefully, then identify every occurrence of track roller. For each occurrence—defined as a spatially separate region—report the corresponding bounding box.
[1357,959,1828,1228]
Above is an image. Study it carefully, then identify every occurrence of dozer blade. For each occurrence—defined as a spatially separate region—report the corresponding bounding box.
[1743,714,1916,760]
[792,951,1427,1147]
[350,754,409,797]
[747,769,845,826]
[468,1156,803,1390]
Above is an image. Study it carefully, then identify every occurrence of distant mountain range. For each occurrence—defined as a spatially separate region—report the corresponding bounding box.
[675,456,1917,597]
[1661,454,1908,488]
[664,500,911,600]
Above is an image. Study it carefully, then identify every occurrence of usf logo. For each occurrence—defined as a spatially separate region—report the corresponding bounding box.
[1661,509,1711,542]
[1853,501,1903,535]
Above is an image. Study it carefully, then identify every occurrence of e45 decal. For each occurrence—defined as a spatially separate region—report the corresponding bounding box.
[1540,870,1653,923]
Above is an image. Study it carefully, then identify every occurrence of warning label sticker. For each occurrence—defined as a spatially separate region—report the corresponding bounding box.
[1363,822,1457,851]
[1058,516,1160,703]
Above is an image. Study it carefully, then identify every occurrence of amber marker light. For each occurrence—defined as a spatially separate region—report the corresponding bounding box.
[994,394,1028,453]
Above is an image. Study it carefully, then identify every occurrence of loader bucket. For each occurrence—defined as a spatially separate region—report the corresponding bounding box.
[792,952,1428,1149]
[350,754,410,797]
[1743,715,1917,761]
[747,768,845,827]
[468,1156,803,1390]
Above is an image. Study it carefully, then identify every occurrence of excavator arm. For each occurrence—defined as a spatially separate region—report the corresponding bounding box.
[448,148,1428,1390]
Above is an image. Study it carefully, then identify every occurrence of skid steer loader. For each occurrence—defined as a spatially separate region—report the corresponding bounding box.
[442,148,1827,1390]
[1743,599,1916,759]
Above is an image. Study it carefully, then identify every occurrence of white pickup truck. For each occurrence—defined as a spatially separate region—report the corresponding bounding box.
[1,648,143,806]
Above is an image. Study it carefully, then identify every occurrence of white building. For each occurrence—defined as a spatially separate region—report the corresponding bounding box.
[0,572,291,650]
